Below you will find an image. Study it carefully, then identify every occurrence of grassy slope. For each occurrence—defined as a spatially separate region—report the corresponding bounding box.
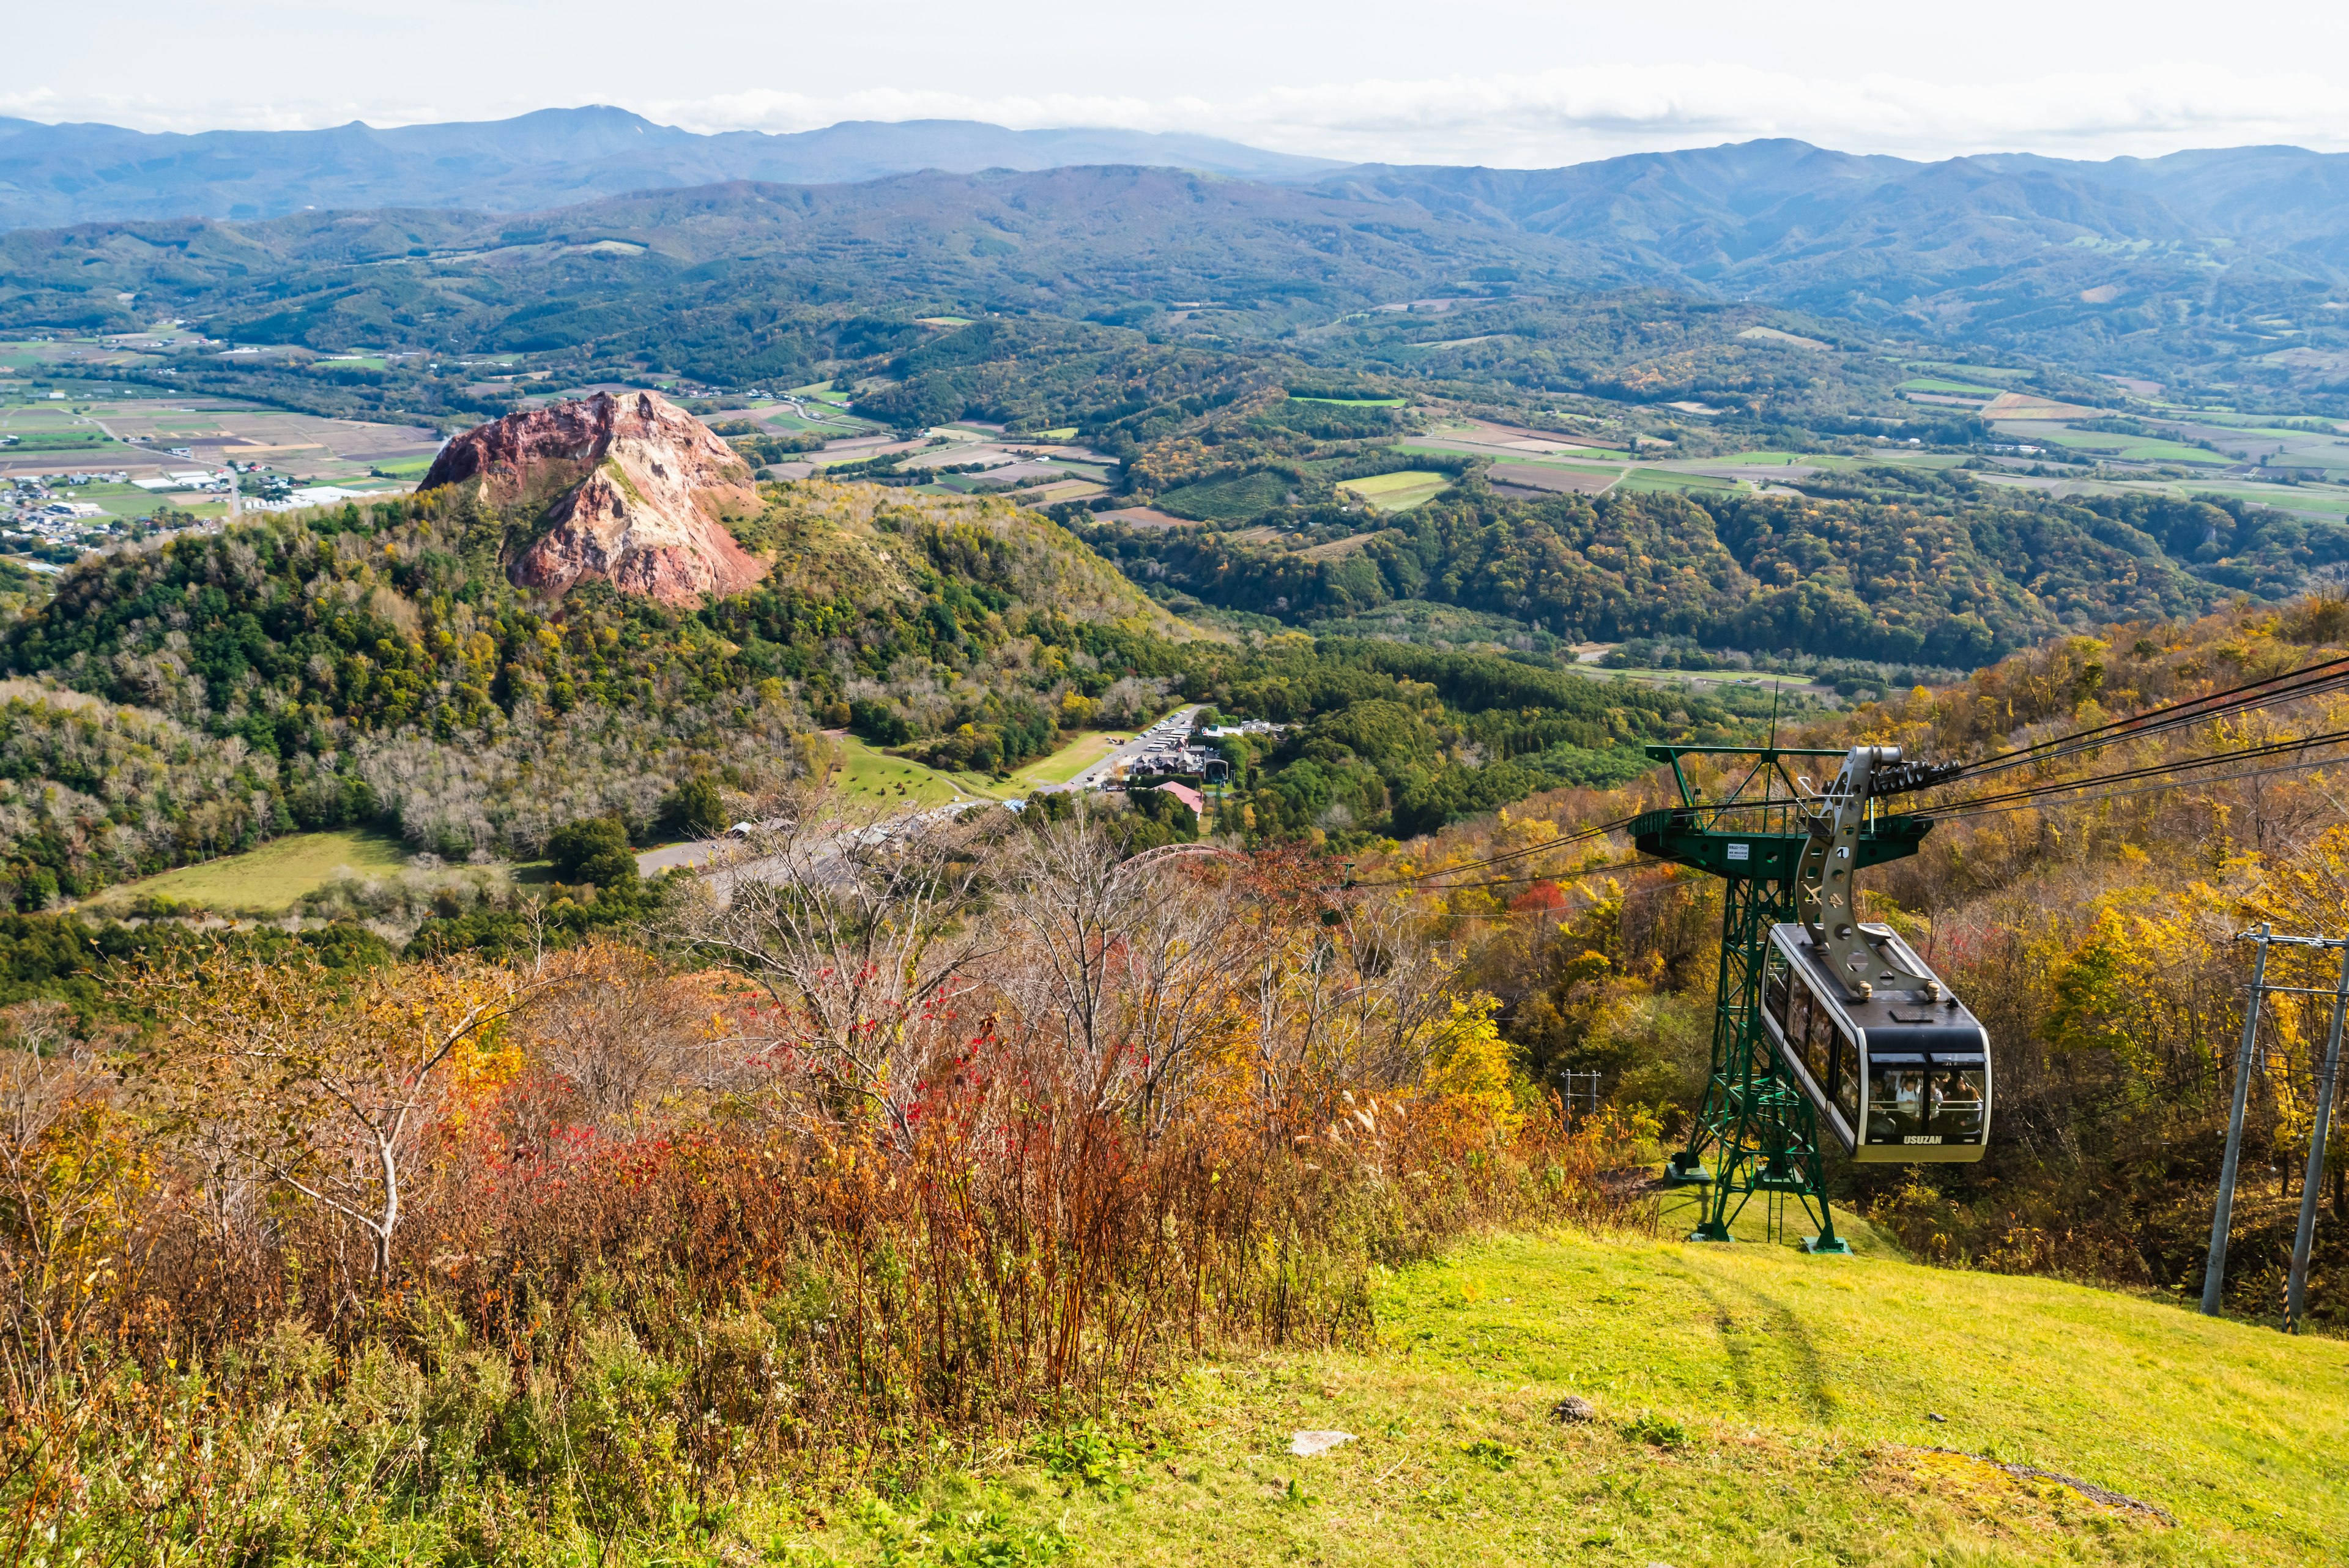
[825,735,990,807]
[774,1229,2345,1567]
[826,729,1141,806]
[1008,730,1119,787]
[78,828,410,913]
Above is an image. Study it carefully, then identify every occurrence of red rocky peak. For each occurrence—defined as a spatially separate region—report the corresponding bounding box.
[423,390,767,607]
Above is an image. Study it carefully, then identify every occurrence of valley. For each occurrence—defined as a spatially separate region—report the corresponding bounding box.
[5,96,2349,1568]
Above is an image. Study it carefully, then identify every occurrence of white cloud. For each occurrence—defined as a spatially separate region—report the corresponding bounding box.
[653,66,2349,165]
[12,65,2349,165]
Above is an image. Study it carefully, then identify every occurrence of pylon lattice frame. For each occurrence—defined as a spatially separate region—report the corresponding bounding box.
[1636,745,1932,1251]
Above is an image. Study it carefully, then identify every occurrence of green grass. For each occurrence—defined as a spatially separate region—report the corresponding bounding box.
[368,456,437,479]
[1898,377,2002,396]
[773,1227,2346,1566]
[1672,450,1820,467]
[2189,486,2349,521]
[822,729,1149,807]
[2038,427,2230,466]
[1006,730,1121,787]
[1289,395,1408,407]
[83,828,410,913]
[1337,469,1454,509]
[823,735,989,808]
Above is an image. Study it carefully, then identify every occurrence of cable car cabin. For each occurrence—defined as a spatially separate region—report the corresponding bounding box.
[1759,923,1991,1163]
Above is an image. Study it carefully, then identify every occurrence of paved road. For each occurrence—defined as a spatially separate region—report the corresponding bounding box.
[1066,705,1203,789]
[636,705,1206,880]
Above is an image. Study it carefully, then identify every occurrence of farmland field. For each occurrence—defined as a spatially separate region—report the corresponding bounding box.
[80,828,412,914]
[2027,426,2230,466]
[1613,466,1739,494]
[1337,469,1453,508]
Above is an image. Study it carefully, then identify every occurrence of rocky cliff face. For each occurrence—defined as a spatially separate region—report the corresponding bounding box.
[421,390,768,607]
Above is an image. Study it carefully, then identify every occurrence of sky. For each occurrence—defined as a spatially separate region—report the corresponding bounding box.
[12,0,2349,165]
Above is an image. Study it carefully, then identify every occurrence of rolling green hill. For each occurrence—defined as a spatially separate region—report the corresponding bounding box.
[774,1227,2344,1566]
[1093,475,2349,664]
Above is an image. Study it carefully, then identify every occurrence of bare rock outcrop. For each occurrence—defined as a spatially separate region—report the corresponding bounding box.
[421,390,767,607]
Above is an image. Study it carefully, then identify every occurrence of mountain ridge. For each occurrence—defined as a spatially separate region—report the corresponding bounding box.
[0,105,1343,229]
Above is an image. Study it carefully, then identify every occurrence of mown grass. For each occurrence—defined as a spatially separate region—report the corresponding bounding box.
[772,1228,2345,1566]
[1338,470,1453,509]
[1007,730,1120,788]
[80,828,411,914]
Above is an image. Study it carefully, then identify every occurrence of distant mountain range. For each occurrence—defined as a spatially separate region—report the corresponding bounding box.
[4,110,2348,388]
[0,106,1342,228]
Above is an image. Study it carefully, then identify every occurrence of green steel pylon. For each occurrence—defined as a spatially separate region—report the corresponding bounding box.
[1636,745,1931,1252]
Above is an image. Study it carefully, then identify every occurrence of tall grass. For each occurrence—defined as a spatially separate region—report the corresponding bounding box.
[0,808,1640,1563]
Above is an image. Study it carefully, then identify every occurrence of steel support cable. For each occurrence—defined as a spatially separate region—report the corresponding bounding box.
[1958,674,2349,786]
[1923,748,2349,823]
[1953,652,2349,782]
[1375,852,1657,902]
[1348,813,1641,887]
[1924,726,2349,817]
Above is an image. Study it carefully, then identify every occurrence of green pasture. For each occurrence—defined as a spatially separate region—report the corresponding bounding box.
[368,456,437,479]
[1006,730,1121,788]
[2035,427,2230,466]
[1289,395,1408,407]
[771,1227,2342,1566]
[820,735,989,808]
[81,828,411,915]
[2189,485,2349,521]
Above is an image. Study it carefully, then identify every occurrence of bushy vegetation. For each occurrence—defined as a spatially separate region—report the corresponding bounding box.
[0,805,1634,1562]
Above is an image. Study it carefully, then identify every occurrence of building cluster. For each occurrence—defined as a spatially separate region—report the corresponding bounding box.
[1116,716,1284,786]
[0,475,119,538]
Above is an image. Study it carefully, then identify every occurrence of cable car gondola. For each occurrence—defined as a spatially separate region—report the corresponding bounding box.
[1760,921,1991,1162]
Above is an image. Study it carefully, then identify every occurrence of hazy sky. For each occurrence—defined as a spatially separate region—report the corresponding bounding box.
[13,0,2349,165]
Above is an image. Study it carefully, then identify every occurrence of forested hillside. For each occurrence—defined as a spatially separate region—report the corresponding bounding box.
[0,481,1189,892]
[1097,474,2349,662]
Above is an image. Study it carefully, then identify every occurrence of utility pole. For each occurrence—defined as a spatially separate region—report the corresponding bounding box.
[2203,925,2272,1317]
[2286,942,2349,1332]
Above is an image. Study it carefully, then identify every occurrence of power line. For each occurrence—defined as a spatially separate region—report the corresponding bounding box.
[1926,727,2349,817]
[1953,652,2349,784]
[1349,813,1639,888]
[1924,748,2349,823]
